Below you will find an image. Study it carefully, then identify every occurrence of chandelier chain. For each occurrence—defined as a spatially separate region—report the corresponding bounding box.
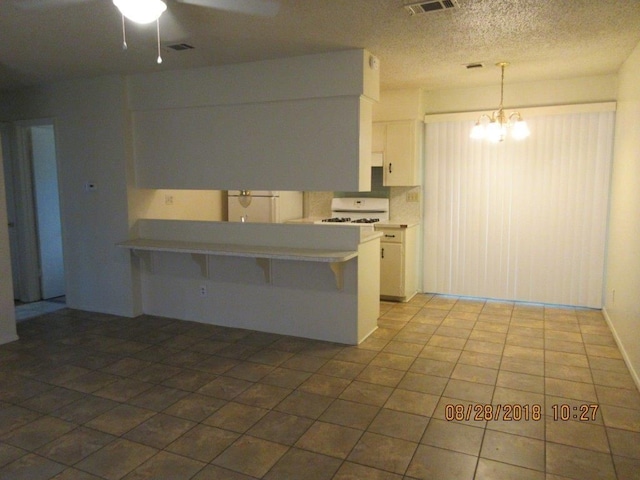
[470,61,530,142]
[499,63,505,110]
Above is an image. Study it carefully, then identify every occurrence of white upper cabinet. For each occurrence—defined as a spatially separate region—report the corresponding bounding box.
[372,120,423,186]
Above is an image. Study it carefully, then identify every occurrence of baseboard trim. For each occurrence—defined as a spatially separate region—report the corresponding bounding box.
[0,333,19,346]
[602,306,640,392]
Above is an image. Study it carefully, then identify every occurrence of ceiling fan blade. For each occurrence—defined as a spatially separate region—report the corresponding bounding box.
[13,0,91,9]
[175,0,280,17]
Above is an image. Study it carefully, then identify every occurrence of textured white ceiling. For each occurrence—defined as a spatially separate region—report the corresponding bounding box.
[1,0,639,91]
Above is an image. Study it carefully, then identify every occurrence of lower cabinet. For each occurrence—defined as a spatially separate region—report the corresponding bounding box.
[380,241,404,297]
[376,224,418,302]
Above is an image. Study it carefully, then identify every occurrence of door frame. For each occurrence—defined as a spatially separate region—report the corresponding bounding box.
[1,123,20,297]
[2,118,62,303]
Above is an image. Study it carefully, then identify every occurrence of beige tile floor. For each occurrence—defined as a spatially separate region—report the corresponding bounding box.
[1,293,639,479]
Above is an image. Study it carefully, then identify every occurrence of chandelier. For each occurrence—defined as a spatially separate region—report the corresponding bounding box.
[470,62,530,142]
[113,0,167,64]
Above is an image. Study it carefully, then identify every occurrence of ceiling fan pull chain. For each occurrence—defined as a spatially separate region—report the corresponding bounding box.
[121,14,127,50]
[156,18,162,64]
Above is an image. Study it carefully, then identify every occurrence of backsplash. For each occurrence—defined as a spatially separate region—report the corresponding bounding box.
[389,186,421,223]
[304,191,333,217]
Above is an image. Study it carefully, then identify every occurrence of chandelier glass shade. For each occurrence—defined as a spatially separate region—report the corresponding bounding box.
[471,62,530,143]
[113,0,167,24]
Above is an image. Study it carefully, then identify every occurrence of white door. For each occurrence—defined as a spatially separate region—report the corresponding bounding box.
[30,125,65,299]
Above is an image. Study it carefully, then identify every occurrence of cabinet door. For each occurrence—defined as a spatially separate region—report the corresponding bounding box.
[384,121,416,186]
[384,121,422,186]
[380,242,404,297]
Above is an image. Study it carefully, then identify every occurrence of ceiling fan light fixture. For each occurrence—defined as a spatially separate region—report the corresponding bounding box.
[113,0,167,24]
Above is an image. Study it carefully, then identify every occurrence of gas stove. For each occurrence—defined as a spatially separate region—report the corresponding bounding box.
[314,198,389,227]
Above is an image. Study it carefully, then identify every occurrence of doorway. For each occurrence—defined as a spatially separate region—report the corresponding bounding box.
[1,121,65,306]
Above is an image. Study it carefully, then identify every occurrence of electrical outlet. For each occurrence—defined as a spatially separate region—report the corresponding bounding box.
[199,285,207,297]
[406,191,420,202]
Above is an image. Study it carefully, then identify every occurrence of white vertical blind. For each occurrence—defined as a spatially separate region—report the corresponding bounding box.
[423,109,615,308]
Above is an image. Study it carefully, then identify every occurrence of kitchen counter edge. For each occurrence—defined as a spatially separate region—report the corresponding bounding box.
[375,221,420,229]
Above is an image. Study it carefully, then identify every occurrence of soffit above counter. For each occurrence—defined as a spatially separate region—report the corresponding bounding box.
[127,49,380,111]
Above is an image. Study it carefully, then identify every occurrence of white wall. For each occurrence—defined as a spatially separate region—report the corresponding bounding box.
[132,220,376,344]
[132,96,371,191]
[604,40,640,387]
[373,89,424,121]
[129,50,379,192]
[422,74,618,114]
[0,76,139,317]
[0,137,18,344]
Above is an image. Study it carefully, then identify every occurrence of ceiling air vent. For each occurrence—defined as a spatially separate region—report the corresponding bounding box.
[165,43,195,51]
[404,0,460,15]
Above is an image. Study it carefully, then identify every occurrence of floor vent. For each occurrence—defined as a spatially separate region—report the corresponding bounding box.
[404,0,460,15]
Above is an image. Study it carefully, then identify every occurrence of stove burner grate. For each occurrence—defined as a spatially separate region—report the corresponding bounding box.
[320,217,381,224]
[351,218,380,224]
[322,217,352,223]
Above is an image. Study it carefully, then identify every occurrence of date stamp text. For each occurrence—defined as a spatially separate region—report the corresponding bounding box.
[444,403,600,422]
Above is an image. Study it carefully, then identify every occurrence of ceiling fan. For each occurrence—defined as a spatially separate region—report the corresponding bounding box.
[15,0,280,17]
[15,0,280,63]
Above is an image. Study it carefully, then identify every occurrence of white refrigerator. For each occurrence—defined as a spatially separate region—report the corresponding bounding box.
[227,190,303,223]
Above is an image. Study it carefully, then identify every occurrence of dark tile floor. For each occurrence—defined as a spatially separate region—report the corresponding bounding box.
[1,294,639,479]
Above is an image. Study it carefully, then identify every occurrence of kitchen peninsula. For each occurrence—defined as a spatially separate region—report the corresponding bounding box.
[119,220,381,344]
[117,49,382,344]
